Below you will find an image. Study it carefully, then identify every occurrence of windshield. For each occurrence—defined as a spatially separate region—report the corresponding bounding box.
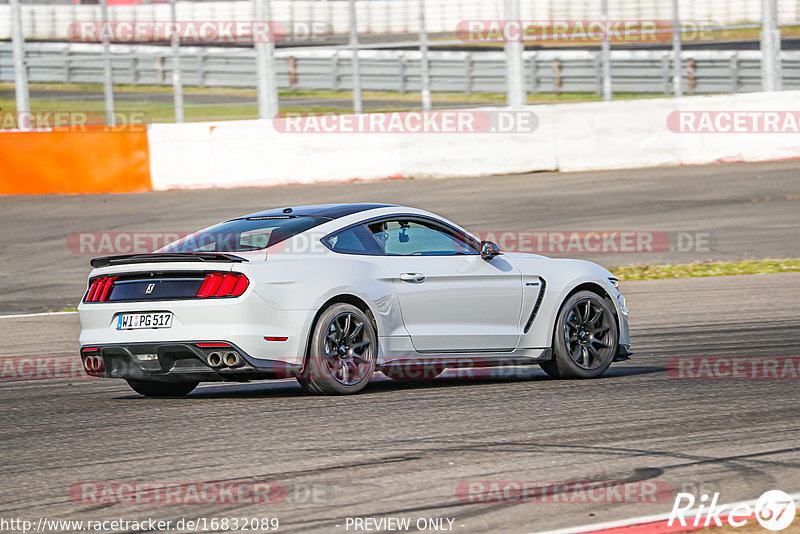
[160,216,330,253]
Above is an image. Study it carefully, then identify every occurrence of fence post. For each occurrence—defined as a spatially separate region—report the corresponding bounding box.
[131,56,138,85]
[760,0,782,91]
[63,48,71,84]
[672,0,683,97]
[255,0,279,119]
[600,0,612,101]
[528,53,538,95]
[554,58,562,94]
[331,52,340,92]
[168,0,184,123]
[464,52,473,95]
[504,0,525,108]
[398,53,406,94]
[100,0,116,126]
[10,0,30,128]
[594,51,603,96]
[348,0,363,114]
[196,52,205,88]
[418,0,431,111]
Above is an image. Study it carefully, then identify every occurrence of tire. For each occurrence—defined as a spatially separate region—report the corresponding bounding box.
[126,379,198,397]
[382,363,444,381]
[297,303,377,395]
[540,290,619,379]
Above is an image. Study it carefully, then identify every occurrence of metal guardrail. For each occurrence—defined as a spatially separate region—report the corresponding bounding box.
[3,42,800,95]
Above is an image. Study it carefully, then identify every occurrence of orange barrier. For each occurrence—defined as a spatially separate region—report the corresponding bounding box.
[0,129,152,195]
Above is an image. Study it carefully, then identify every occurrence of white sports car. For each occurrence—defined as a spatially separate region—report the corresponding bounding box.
[79,204,631,396]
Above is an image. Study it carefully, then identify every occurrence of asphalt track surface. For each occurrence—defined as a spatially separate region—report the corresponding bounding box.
[0,161,799,533]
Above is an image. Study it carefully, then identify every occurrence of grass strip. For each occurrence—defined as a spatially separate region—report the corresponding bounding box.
[614,259,800,281]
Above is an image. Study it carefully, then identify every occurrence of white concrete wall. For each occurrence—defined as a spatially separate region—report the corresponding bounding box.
[147,107,559,190]
[147,91,800,191]
[1,0,796,41]
[554,91,800,171]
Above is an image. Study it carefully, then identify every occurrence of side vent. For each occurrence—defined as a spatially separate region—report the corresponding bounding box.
[523,277,547,333]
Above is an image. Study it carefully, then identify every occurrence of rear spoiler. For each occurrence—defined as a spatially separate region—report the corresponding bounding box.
[90,253,249,268]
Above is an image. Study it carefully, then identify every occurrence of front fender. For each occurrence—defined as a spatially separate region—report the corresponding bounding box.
[510,257,630,349]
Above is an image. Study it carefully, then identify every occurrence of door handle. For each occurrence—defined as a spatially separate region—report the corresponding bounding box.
[400,273,426,283]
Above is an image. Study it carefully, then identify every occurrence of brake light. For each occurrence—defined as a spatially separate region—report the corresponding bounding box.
[197,273,249,298]
[98,277,116,301]
[84,276,117,302]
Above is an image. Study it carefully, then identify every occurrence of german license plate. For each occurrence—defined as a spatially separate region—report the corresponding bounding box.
[116,312,173,330]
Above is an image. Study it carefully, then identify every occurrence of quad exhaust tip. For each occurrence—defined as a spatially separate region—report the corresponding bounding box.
[207,352,223,367]
[206,351,243,368]
[223,352,242,367]
[83,355,105,375]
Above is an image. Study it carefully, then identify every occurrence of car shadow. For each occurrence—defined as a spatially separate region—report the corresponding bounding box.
[113,365,664,399]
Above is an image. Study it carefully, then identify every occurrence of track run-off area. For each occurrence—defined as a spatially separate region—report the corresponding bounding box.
[0,160,799,533]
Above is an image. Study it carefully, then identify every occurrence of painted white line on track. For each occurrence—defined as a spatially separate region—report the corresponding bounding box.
[532,492,800,534]
[0,311,78,319]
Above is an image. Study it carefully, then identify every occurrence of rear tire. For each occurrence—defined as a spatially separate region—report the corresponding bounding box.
[297,303,377,395]
[126,380,198,397]
[540,290,618,379]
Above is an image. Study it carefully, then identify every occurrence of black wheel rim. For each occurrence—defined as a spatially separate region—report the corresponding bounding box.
[563,298,615,370]
[323,312,373,386]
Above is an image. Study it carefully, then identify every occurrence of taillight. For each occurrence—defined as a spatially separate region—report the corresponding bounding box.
[197,273,249,298]
[84,276,117,302]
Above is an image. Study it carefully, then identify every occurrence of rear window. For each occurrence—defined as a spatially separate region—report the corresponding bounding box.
[161,216,330,253]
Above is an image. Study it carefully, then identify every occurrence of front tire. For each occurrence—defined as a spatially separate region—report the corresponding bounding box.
[126,380,198,397]
[297,303,377,395]
[541,290,619,379]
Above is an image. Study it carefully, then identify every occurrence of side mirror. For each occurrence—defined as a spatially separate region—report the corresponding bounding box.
[480,240,501,261]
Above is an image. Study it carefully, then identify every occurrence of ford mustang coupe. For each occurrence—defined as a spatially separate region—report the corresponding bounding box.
[79,204,631,396]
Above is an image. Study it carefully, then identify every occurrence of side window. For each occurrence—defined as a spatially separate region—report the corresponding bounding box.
[367,219,479,256]
[240,229,272,250]
[323,225,384,256]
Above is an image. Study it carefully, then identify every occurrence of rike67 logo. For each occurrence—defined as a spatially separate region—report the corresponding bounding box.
[669,490,796,531]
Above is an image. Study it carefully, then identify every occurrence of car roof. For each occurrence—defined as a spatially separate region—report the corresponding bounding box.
[234,203,396,221]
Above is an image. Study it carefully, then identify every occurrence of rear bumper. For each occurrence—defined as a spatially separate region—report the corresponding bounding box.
[78,291,315,367]
[80,342,302,383]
